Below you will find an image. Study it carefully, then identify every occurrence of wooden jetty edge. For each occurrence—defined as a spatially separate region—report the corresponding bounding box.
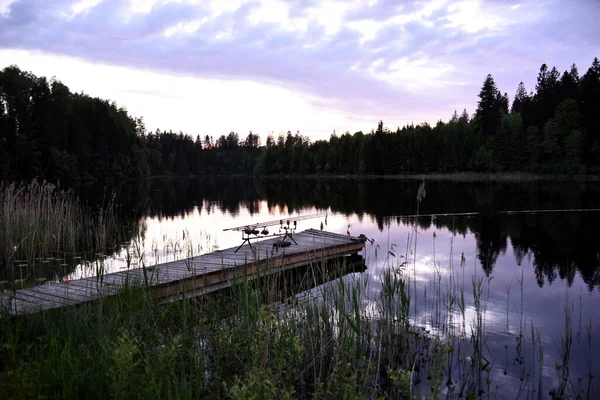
[0,229,366,316]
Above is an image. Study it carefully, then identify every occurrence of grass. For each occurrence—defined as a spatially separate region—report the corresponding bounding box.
[0,181,597,399]
[2,237,596,399]
[0,258,440,399]
[0,180,124,286]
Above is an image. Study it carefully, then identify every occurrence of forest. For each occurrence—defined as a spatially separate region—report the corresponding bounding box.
[1,57,599,183]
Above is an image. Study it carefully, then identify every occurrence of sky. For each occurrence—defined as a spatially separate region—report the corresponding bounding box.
[0,0,599,142]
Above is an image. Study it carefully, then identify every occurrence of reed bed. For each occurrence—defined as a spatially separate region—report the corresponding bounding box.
[0,180,122,286]
[1,243,596,399]
[0,183,596,399]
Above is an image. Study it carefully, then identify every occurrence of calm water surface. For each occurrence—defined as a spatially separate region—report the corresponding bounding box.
[76,177,600,396]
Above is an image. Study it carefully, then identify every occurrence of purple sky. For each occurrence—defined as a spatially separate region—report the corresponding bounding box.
[1,0,599,141]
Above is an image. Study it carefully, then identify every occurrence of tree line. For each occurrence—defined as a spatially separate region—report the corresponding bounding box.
[1,58,599,183]
[256,58,600,175]
[0,65,150,183]
[0,65,261,184]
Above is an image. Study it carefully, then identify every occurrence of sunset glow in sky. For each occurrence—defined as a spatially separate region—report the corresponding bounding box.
[1,0,599,141]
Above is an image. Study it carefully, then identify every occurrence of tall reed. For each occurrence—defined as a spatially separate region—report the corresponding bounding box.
[1,182,597,398]
[0,180,121,285]
[0,243,597,398]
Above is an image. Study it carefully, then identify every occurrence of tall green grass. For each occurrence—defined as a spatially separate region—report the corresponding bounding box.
[0,243,597,398]
[0,181,597,399]
[0,257,440,399]
[0,180,122,286]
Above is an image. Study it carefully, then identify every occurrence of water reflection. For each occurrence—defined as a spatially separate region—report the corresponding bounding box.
[250,254,367,304]
[94,177,600,290]
[70,177,600,396]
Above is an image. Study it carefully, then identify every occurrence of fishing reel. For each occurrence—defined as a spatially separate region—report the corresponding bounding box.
[243,228,260,236]
[278,220,297,231]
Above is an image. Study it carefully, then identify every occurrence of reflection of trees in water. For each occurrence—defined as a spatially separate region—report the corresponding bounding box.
[144,177,262,218]
[394,211,599,290]
[508,213,599,290]
[95,177,600,289]
[91,177,263,219]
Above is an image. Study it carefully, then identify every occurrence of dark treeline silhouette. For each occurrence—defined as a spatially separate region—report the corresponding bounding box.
[0,66,149,183]
[2,59,599,183]
[0,65,260,183]
[256,58,600,175]
[146,130,261,177]
[103,177,600,290]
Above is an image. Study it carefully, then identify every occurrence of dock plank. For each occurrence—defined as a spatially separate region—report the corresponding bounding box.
[1,295,56,316]
[170,258,229,269]
[25,284,100,303]
[157,263,219,276]
[1,230,365,316]
[56,280,122,296]
[14,289,77,307]
[304,229,360,242]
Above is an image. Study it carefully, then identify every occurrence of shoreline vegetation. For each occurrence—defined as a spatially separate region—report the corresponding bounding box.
[0,180,127,288]
[1,57,600,185]
[1,56,599,397]
[0,184,597,398]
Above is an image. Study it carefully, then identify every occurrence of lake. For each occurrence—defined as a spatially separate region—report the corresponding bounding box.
[70,177,600,396]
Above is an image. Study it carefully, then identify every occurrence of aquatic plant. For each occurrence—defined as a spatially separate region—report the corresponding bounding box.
[0,182,597,399]
[0,180,122,285]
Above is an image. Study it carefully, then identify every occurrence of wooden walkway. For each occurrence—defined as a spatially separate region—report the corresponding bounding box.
[0,229,366,316]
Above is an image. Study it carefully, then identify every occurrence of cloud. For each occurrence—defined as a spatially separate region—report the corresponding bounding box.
[1,0,599,132]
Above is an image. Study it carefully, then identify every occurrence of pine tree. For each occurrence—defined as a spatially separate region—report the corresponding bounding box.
[476,74,502,136]
[592,57,600,75]
[560,64,580,101]
[376,120,384,135]
[536,64,560,95]
[570,64,580,82]
[203,135,212,149]
[534,64,562,124]
[451,110,459,122]
[501,92,510,114]
[265,134,275,148]
[580,58,600,164]
[511,82,528,114]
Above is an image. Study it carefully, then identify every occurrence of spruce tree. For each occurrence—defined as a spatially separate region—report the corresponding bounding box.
[459,109,470,122]
[511,82,528,114]
[451,110,459,122]
[580,58,600,164]
[476,74,502,136]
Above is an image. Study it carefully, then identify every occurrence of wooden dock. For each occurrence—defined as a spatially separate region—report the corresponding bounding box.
[0,229,366,316]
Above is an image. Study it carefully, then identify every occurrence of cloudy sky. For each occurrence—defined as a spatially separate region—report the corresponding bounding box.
[0,0,599,141]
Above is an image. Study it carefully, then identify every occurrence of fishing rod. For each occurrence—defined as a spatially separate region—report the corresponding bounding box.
[223,212,325,253]
[223,212,324,232]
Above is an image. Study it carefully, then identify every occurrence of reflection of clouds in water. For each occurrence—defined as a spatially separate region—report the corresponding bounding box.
[337,216,600,392]
[363,299,381,320]
[66,199,600,392]
[70,202,325,277]
[92,178,600,397]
